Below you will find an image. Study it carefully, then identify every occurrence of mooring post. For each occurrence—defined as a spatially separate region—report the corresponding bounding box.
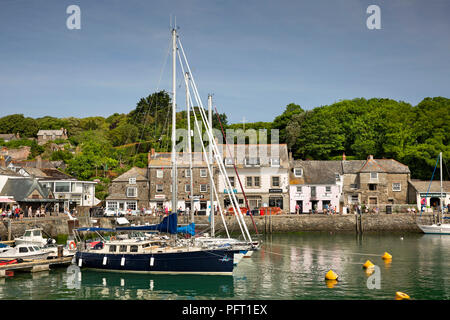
[7,219,11,241]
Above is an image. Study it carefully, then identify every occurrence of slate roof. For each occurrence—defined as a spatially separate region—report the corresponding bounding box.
[113,167,148,182]
[0,178,52,201]
[409,180,450,193]
[37,130,64,136]
[290,160,343,185]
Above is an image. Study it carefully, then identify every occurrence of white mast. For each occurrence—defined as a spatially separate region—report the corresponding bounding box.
[208,94,215,237]
[440,152,443,224]
[171,27,177,214]
[185,72,194,223]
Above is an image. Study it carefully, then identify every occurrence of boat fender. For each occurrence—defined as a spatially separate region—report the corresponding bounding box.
[69,241,77,250]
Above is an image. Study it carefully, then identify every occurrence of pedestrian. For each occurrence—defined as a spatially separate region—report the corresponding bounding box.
[295,203,300,215]
[36,208,40,217]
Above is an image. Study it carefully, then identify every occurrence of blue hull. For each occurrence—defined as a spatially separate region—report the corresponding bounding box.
[75,249,237,275]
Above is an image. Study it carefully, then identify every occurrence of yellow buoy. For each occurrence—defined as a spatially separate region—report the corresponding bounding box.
[363,260,375,269]
[325,279,338,288]
[325,270,338,280]
[382,252,392,260]
[395,291,410,300]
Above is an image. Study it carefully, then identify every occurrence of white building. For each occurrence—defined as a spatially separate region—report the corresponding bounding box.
[217,144,290,212]
[289,160,343,214]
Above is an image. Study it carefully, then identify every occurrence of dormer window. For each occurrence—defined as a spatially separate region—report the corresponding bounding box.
[270,158,280,167]
[294,168,303,177]
[224,158,234,166]
[370,172,378,180]
[245,157,260,167]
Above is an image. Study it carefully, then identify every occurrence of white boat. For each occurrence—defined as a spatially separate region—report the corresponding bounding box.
[41,244,75,259]
[418,152,449,234]
[0,243,51,260]
[14,228,55,247]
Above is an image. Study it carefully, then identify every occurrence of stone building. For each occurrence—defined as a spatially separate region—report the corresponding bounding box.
[341,155,410,208]
[148,150,217,214]
[289,160,343,214]
[105,167,149,213]
[217,144,290,212]
[37,128,68,145]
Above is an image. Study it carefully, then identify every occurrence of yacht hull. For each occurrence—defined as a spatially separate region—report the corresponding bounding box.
[418,224,450,235]
[75,249,237,275]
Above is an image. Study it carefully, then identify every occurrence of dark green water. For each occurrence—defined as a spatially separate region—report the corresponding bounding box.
[1,232,450,300]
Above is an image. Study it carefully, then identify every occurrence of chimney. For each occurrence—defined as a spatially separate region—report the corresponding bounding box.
[0,155,5,168]
[289,151,293,161]
[36,155,42,168]
[342,152,346,161]
[368,154,374,160]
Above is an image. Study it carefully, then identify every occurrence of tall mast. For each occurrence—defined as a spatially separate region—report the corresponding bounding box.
[440,152,443,223]
[208,94,215,237]
[171,27,177,214]
[185,72,194,223]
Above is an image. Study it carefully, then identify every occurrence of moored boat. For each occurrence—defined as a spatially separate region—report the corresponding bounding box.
[0,243,51,260]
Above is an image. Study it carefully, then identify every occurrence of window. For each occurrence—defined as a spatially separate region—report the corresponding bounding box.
[55,182,70,193]
[271,158,280,167]
[109,245,116,253]
[130,245,138,253]
[126,202,137,210]
[335,173,340,181]
[296,186,302,193]
[127,187,137,197]
[19,247,29,253]
[224,158,234,166]
[156,170,163,178]
[185,184,191,192]
[28,247,34,252]
[369,184,377,191]
[119,245,127,253]
[245,157,260,167]
[351,195,359,203]
[200,169,207,177]
[392,183,401,192]
[33,230,41,236]
[156,184,163,192]
[370,172,378,179]
[272,176,280,187]
[229,177,235,188]
[350,184,358,189]
[246,176,253,187]
[185,169,191,178]
[129,178,136,184]
[254,176,260,187]
[200,184,207,192]
[108,202,117,210]
[294,168,303,177]
[326,186,331,193]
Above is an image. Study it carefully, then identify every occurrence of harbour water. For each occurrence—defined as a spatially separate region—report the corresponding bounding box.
[1,232,450,300]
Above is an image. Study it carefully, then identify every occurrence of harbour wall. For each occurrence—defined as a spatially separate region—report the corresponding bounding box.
[0,213,434,240]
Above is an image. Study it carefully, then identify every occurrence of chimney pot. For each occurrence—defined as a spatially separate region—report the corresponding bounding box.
[368,155,374,160]
[342,152,346,161]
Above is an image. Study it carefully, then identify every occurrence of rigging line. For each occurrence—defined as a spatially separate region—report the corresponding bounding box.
[177,54,231,239]
[131,37,172,167]
[420,154,440,217]
[177,38,253,243]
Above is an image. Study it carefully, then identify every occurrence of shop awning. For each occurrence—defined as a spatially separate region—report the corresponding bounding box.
[0,197,15,203]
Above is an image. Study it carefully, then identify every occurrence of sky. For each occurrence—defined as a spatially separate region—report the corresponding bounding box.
[0,0,449,123]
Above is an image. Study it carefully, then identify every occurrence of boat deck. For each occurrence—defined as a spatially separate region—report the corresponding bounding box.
[0,256,73,277]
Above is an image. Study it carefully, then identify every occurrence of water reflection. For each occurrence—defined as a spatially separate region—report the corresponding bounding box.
[75,271,235,300]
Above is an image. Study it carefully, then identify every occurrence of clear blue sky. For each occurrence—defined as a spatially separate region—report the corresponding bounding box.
[0,0,449,123]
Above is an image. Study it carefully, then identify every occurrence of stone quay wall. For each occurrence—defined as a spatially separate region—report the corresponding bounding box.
[0,213,434,240]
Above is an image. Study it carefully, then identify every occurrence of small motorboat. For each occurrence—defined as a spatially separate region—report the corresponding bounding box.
[0,244,51,260]
[14,228,55,247]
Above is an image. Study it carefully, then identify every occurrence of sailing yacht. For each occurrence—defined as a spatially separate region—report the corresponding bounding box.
[418,152,449,234]
[73,27,254,275]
